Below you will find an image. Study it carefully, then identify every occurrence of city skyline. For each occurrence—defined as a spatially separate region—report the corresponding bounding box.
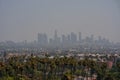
[0,30,118,43]
[0,30,112,43]
[0,0,120,42]
[0,30,115,49]
[37,30,111,45]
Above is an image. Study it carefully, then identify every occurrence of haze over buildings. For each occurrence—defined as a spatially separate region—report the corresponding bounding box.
[37,31,111,48]
[0,0,120,42]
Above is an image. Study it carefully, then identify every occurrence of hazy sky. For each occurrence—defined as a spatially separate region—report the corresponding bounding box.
[0,0,120,42]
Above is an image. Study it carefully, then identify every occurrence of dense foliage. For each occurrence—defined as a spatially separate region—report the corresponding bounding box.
[0,55,120,80]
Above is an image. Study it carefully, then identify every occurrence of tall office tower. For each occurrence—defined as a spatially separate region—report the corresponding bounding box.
[49,38,54,45]
[38,33,42,44]
[43,33,48,45]
[71,32,77,44]
[38,33,48,46]
[67,34,71,45]
[54,30,61,46]
[54,30,58,41]
[90,34,94,42]
[62,35,66,44]
[79,32,82,42]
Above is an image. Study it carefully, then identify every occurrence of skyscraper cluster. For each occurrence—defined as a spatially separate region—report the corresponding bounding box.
[38,33,48,46]
[38,30,110,47]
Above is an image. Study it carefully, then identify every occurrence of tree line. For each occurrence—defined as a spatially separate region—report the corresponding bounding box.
[0,55,120,80]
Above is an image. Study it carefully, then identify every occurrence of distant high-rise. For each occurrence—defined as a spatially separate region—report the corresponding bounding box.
[54,30,61,46]
[49,38,54,45]
[62,35,66,43]
[90,34,94,42]
[43,33,48,45]
[38,33,42,43]
[38,33,48,46]
[71,32,77,44]
[54,30,58,41]
[79,32,82,42]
